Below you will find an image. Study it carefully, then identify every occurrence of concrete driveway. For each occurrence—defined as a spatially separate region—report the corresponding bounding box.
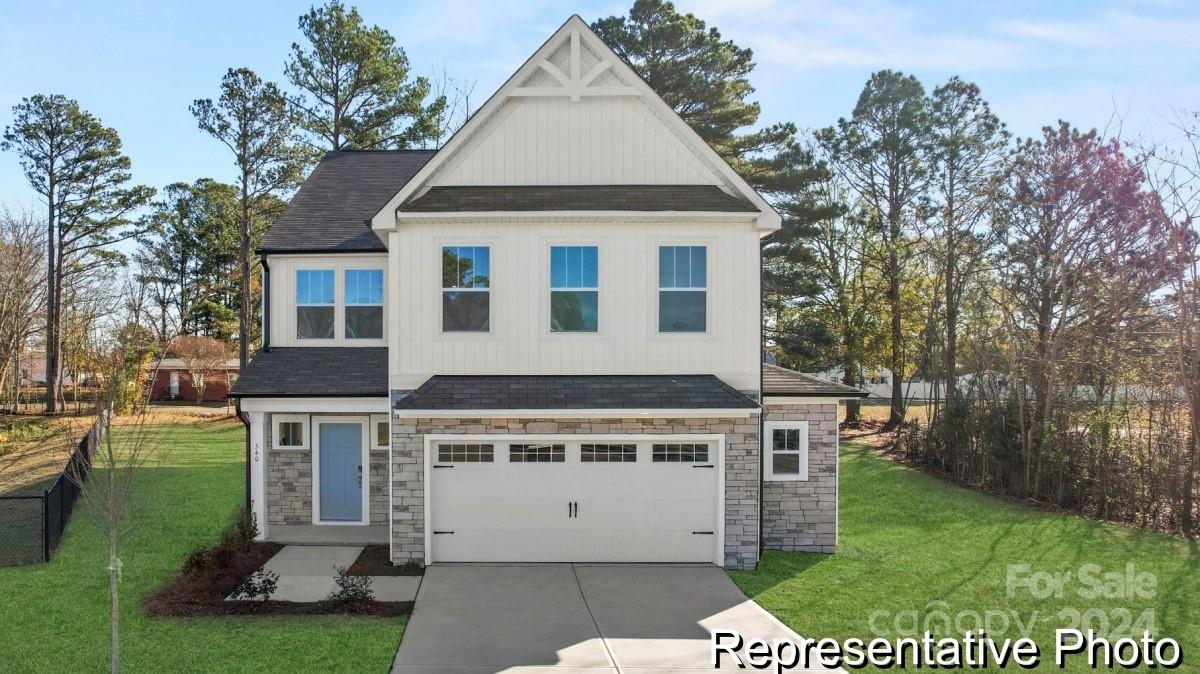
[392,564,842,673]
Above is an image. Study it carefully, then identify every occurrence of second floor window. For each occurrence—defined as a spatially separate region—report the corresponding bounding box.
[658,245,706,332]
[550,245,598,332]
[344,269,383,339]
[296,269,334,339]
[443,246,490,331]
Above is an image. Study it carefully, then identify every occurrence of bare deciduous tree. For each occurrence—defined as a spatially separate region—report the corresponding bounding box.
[171,335,230,403]
[0,207,46,411]
[67,340,163,674]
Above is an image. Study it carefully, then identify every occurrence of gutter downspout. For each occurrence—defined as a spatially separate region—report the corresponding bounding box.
[236,396,251,513]
[758,234,766,563]
[259,255,271,351]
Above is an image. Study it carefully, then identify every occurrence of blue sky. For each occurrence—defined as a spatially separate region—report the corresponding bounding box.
[2,0,1198,208]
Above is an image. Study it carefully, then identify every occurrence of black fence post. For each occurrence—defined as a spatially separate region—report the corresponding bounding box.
[41,490,49,563]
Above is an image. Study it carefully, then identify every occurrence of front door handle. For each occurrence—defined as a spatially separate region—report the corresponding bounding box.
[357,464,362,487]
[572,501,578,518]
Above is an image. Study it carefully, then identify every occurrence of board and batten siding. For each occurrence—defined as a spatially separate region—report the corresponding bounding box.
[428,36,727,188]
[388,220,761,393]
[431,96,722,187]
[268,254,389,347]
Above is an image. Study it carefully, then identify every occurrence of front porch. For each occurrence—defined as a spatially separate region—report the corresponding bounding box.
[266,524,389,546]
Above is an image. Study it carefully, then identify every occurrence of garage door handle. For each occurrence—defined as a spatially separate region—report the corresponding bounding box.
[692,531,714,535]
[433,531,454,535]
[693,464,714,469]
[433,464,454,469]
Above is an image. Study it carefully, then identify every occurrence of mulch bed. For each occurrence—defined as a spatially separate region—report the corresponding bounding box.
[347,545,424,577]
[144,541,411,617]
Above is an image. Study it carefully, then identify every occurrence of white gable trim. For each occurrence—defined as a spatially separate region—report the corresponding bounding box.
[370,15,781,232]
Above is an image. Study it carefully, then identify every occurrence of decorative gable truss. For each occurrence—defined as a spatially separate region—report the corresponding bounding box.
[371,15,781,231]
[513,28,638,102]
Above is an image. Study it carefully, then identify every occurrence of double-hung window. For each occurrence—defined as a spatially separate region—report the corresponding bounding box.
[764,421,809,480]
[658,245,707,332]
[296,270,335,339]
[550,245,598,332]
[442,246,490,331]
[344,269,383,339]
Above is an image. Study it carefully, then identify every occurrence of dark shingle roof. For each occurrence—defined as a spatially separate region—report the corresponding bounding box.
[400,185,758,213]
[762,364,868,398]
[395,374,759,410]
[230,348,387,397]
[258,151,435,253]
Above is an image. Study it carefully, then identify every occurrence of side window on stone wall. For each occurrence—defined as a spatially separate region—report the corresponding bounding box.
[765,420,808,481]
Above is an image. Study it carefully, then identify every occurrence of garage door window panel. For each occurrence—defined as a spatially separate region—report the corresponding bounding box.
[510,443,565,463]
[437,443,494,463]
[652,443,709,462]
[581,443,636,462]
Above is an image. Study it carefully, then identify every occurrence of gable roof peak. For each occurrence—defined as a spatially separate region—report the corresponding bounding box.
[368,14,781,231]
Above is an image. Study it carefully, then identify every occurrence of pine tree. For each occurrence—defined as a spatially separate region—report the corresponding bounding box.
[286,1,445,151]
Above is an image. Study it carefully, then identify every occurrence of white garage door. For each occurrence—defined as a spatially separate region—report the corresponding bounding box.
[427,436,722,563]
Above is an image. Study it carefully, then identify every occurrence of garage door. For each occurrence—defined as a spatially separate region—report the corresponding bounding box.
[427,437,721,563]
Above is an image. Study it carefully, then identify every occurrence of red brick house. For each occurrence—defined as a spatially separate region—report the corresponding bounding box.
[148,357,240,402]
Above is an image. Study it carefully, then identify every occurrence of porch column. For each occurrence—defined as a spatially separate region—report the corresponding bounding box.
[248,411,268,540]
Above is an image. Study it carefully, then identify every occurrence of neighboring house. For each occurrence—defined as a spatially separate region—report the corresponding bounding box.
[148,358,240,402]
[230,15,866,570]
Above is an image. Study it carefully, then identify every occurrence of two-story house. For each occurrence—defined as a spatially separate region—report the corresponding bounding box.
[230,15,865,570]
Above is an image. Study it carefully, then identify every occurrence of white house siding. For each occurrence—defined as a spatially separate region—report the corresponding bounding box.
[267,254,389,348]
[429,34,725,188]
[387,220,762,393]
[761,402,839,553]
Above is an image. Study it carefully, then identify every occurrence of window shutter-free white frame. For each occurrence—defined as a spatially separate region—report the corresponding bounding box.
[273,414,310,450]
[764,420,809,481]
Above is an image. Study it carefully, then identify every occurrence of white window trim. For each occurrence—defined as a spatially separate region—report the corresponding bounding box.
[311,416,371,526]
[655,242,712,336]
[764,420,809,481]
[295,268,336,341]
[370,413,390,451]
[549,244,600,334]
[440,244,492,334]
[422,433,726,566]
[293,265,387,344]
[344,268,385,340]
[272,413,310,451]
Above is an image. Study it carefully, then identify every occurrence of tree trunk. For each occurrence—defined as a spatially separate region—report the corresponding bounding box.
[108,535,119,674]
[45,181,58,414]
[842,364,861,423]
[944,247,958,404]
[238,182,251,369]
[886,246,905,429]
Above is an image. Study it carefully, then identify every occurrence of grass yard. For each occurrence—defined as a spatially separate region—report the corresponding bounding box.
[0,419,404,673]
[731,441,1200,671]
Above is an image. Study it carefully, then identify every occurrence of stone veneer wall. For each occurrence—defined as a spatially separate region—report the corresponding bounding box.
[761,402,838,553]
[265,413,388,526]
[390,415,761,569]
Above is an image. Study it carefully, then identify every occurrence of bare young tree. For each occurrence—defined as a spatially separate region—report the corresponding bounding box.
[67,338,163,674]
[171,335,230,403]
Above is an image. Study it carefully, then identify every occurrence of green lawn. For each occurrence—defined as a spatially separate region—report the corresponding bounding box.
[0,420,404,673]
[731,441,1200,671]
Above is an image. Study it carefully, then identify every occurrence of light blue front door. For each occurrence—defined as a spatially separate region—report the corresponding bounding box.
[319,423,362,522]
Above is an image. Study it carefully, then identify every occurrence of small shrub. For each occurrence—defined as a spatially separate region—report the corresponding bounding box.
[327,566,374,604]
[231,569,279,601]
[232,509,260,547]
[181,548,216,575]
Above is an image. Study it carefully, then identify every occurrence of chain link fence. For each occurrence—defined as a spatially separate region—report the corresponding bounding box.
[0,414,103,566]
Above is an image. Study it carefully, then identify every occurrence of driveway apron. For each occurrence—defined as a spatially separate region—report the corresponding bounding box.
[392,563,842,673]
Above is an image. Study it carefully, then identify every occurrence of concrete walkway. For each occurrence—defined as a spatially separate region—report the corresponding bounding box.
[234,545,421,603]
[392,564,842,673]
